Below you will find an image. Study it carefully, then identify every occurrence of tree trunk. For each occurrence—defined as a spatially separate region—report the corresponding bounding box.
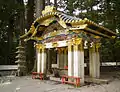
[26,0,35,73]
[7,16,14,64]
[47,0,50,5]
[54,0,57,9]
[32,0,45,72]
[35,0,45,18]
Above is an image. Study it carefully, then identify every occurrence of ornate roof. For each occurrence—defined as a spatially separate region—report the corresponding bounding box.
[20,6,117,41]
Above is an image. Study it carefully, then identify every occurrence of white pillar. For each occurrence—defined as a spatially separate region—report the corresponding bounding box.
[68,42,73,76]
[41,48,47,73]
[89,43,100,78]
[89,48,97,78]
[37,49,41,73]
[96,51,100,78]
[73,44,84,84]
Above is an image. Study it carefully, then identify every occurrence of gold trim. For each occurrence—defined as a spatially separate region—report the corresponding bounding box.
[64,48,68,54]
[36,44,43,50]
[89,42,101,52]
[73,45,79,51]
[42,6,56,15]
[85,27,112,39]
[57,48,62,54]
[72,38,82,45]
[52,42,58,47]
[95,43,101,52]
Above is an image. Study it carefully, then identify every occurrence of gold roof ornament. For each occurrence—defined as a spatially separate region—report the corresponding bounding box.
[42,6,56,15]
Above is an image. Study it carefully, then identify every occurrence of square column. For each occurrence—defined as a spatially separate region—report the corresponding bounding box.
[47,49,51,70]
[41,48,47,74]
[37,49,42,73]
[89,43,100,78]
[73,38,84,84]
[57,51,60,68]
[57,48,64,69]
[96,51,100,78]
[64,48,68,67]
[68,40,73,76]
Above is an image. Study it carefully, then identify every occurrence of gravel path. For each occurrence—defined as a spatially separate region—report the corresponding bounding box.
[0,76,120,92]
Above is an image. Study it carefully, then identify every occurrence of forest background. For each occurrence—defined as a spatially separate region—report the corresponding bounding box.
[0,0,120,72]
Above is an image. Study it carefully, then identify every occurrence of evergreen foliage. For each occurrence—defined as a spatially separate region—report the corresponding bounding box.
[0,0,120,66]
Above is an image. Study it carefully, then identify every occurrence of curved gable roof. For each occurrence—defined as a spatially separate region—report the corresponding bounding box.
[20,6,117,41]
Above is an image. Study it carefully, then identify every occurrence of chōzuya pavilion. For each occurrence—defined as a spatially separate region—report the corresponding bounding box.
[20,6,117,84]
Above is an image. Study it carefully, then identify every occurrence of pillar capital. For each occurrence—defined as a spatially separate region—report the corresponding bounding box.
[72,38,82,45]
[67,39,73,45]
[95,42,101,49]
[89,42,101,52]
[52,42,58,48]
[89,42,96,52]
[57,48,62,54]
[64,48,68,54]
[36,44,45,50]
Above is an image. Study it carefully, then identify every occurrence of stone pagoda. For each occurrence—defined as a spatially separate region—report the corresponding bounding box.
[15,41,26,76]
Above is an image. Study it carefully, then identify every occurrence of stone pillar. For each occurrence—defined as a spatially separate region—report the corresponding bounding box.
[57,48,64,69]
[96,50,100,78]
[47,49,51,70]
[37,49,42,73]
[64,48,68,67]
[41,47,47,74]
[61,48,64,69]
[73,38,84,84]
[68,40,73,76]
[57,51,60,68]
[89,42,101,78]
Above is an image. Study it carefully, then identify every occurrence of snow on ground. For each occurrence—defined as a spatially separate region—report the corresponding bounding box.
[0,72,120,92]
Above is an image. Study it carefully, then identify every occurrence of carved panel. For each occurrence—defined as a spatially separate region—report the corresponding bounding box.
[42,21,65,36]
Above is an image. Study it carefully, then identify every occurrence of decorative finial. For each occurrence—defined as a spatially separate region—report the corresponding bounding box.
[42,6,56,15]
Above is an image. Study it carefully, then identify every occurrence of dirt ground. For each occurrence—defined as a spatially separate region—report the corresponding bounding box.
[0,71,120,92]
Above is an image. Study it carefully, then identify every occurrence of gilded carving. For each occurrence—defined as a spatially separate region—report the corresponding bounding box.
[73,45,78,51]
[52,42,58,47]
[36,44,43,50]
[42,6,56,15]
[95,43,101,52]
[64,48,68,54]
[72,38,82,45]
[67,40,73,52]
[57,48,62,54]
[90,43,96,52]
[68,39,73,45]
[50,31,57,37]
[89,42,101,52]
[96,43,101,49]
[58,19,67,28]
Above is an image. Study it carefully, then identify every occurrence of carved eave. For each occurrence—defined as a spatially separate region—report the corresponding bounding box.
[84,18,117,37]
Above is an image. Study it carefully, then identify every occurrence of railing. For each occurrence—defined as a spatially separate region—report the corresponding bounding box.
[0,65,18,71]
[32,72,44,80]
[61,75,80,87]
